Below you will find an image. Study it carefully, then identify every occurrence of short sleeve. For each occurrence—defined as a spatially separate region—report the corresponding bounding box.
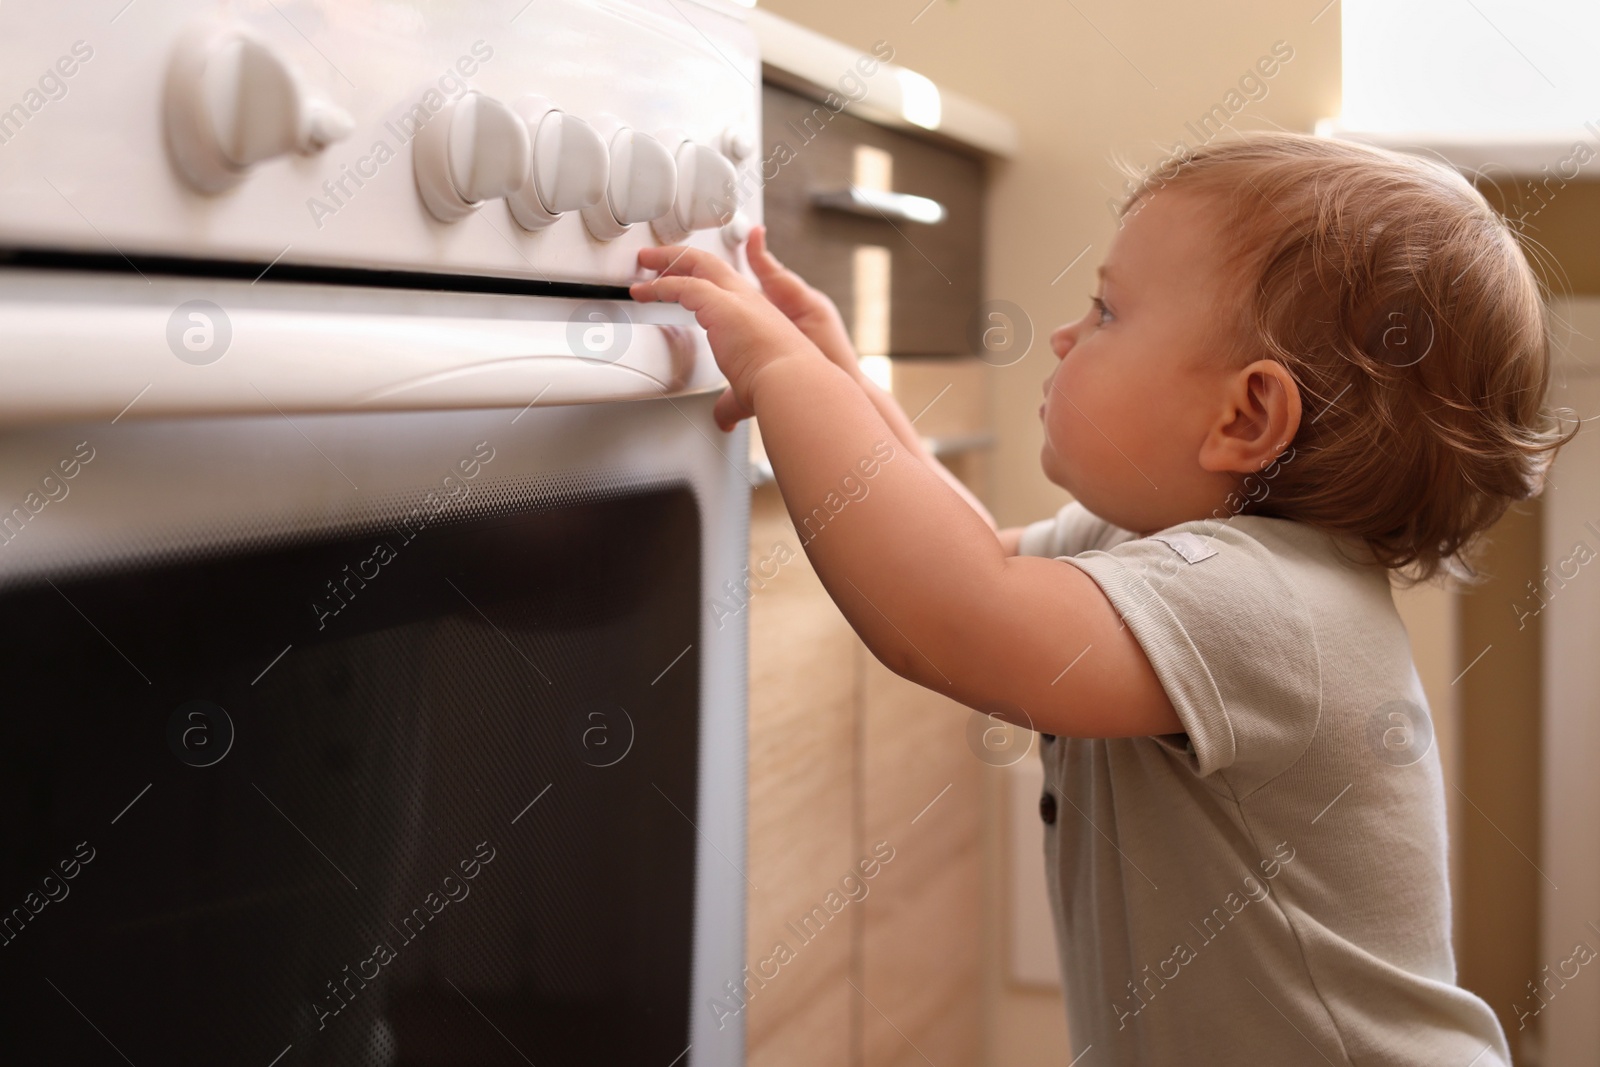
[1060,518,1324,796]
[1017,500,1132,559]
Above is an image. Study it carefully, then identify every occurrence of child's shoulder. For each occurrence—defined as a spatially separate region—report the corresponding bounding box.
[1204,513,1390,592]
[1105,511,1386,587]
[1026,503,1395,614]
[1018,499,1130,558]
[1072,512,1404,675]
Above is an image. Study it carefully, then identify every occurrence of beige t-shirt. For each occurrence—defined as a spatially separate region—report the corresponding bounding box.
[1018,501,1511,1066]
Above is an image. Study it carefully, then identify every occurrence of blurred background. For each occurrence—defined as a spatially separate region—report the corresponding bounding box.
[738,1,1600,1064]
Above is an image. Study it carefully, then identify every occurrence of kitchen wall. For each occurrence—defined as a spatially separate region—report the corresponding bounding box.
[1459,181,1600,1061]
[756,0,1340,1060]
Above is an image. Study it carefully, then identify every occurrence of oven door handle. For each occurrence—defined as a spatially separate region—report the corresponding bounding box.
[810,185,947,225]
[0,297,721,423]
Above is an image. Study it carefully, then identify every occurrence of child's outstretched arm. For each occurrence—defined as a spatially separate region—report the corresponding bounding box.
[633,246,1179,739]
[742,226,1000,535]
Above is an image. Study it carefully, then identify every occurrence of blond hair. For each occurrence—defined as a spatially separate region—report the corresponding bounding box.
[1119,131,1578,585]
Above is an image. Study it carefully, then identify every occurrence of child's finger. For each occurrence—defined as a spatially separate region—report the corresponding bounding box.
[638,244,738,286]
[629,274,721,312]
[746,226,810,304]
[638,244,690,274]
[628,277,665,303]
[747,225,781,278]
[746,226,794,288]
[712,385,754,432]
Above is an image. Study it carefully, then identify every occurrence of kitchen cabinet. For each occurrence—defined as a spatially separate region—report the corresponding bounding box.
[743,481,860,1066]
[746,438,987,1067]
[761,84,986,358]
[746,62,994,1067]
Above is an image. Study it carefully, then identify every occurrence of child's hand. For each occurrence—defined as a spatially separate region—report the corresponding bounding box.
[745,225,863,380]
[632,245,823,432]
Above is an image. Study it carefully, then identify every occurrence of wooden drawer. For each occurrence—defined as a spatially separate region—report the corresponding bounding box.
[760,83,984,357]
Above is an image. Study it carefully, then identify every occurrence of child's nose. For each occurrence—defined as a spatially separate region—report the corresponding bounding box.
[1050,323,1075,359]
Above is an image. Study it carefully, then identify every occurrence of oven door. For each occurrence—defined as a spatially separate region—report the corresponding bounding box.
[0,270,751,1066]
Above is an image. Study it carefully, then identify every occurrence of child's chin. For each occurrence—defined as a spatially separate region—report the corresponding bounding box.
[1039,451,1073,492]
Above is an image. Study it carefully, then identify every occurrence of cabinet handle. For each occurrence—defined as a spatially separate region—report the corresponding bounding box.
[810,185,947,225]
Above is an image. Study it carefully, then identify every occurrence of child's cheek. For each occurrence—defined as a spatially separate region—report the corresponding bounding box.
[1052,358,1128,479]
[1044,400,1087,478]
[1056,348,1094,395]
[1052,357,1102,431]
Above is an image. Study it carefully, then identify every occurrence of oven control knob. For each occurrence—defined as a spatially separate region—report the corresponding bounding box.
[507,97,609,230]
[722,210,753,249]
[721,125,756,162]
[653,139,738,243]
[414,90,531,222]
[581,120,677,241]
[164,24,353,193]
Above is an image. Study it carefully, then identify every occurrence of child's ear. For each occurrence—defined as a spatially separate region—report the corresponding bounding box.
[1198,359,1301,475]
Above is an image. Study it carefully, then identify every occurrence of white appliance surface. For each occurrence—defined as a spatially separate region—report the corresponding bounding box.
[0,2,760,1064]
[0,0,760,285]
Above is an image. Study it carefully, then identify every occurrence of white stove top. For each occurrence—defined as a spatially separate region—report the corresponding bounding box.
[0,0,760,288]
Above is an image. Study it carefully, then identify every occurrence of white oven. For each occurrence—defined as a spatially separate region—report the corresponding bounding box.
[0,2,758,1064]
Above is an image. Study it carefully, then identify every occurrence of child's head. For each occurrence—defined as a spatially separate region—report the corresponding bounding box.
[1040,130,1577,583]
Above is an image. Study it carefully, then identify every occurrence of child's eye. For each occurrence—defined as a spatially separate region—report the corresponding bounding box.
[1088,295,1113,326]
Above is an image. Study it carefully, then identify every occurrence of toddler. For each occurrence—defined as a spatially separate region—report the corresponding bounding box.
[631,130,1575,1065]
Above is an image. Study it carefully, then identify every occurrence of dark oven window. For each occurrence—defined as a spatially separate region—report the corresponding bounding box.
[0,484,701,1066]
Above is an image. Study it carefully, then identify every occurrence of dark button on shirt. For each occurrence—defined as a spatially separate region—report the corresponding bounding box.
[1039,790,1057,825]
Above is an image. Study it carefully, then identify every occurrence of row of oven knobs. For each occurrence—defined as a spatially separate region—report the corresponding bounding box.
[413,90,738,242]
[164,24,743,242]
